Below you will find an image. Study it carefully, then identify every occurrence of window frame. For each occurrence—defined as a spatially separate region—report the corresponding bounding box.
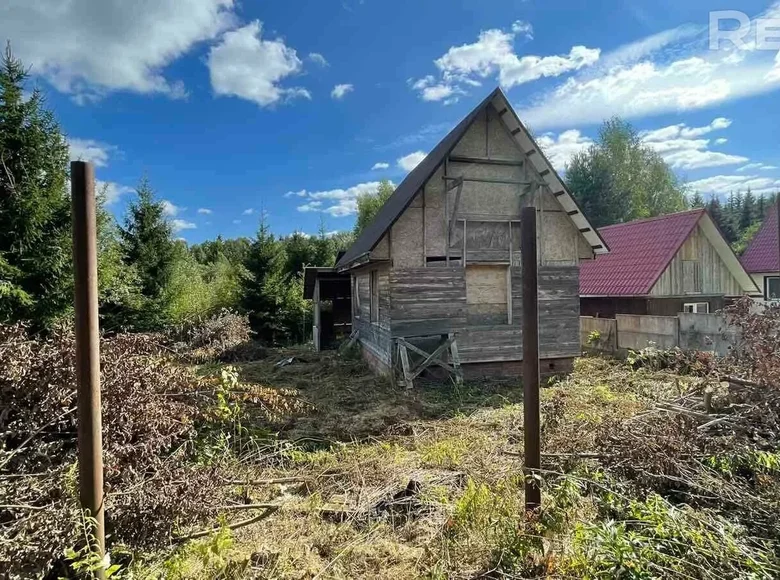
[683,302,709,314]
[369,270,379,323]
[766,276,780,301]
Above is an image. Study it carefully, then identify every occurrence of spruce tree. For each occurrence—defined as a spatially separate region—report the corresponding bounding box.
[241,216,286,343]
[118,178,176,330]
[740,188,756,233]
[0,45,72,326]
[689,191,705,208]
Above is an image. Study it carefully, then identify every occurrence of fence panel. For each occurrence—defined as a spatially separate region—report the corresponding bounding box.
[616,314,679,351]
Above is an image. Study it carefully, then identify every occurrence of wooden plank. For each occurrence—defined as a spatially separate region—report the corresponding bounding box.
[398,342,414,388]
[448,155,523,166]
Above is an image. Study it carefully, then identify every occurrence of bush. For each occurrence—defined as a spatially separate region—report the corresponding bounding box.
[170,309,257,362]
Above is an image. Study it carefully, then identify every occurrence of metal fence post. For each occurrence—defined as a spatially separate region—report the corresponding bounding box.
[71,161,106,569]
[521,206,541,510]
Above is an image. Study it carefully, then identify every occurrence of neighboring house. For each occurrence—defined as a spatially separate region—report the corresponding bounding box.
[740,201,780,302]
[333,87,607,379]
[580,209,759,318]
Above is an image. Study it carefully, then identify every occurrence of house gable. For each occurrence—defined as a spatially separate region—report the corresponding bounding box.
[383,101,594,268]
[649,215,758,297]
[336,87,605,271]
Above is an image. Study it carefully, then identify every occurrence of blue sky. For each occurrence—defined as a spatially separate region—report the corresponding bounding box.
[3,0,780,242]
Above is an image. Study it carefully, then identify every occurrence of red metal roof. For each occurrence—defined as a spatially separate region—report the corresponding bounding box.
[580,209,705,296]
[740,203,779,273]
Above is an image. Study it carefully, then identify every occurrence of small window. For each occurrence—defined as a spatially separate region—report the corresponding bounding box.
[683,302,709,314]
[370,270,379,323]
[767,277,780,301]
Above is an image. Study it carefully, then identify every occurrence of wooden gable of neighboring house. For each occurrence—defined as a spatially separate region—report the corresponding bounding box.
[335,87,606,379]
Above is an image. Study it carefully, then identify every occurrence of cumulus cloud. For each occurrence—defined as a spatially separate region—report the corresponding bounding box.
[536,130,593,171]
[284,190,307,198]
[97,181,133,205]
[290,181,391,217]
[208,20,310,107]
[68,139,116,167]
[197,208,213,214]
[308,52,328,66]
[242,208,255,215]
[520,14,780,130]
[161,200,184,217]
[331,83,354,99]
[371,162,390,170]
[397,151,427,172]
[412,21,599,102]
[171,219,197,232]
[640,118,747,170]
[0,0,236,101]
[688,174,780,198]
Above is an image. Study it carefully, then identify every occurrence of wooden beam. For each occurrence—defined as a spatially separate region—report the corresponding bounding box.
[511,127,522,135]
[579,228,591,233]
[448,155,523,167]
[539,169,551,177]
[497,107,508,116]
[554,191,566,197]
[443,176,533,186]
[448,179,464,246]
[567,210,578,216]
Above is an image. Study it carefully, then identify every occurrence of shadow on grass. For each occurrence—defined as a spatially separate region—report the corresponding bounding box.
[233,345,523,444]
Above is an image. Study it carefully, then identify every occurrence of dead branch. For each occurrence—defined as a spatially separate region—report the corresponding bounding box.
[175,506,279,542]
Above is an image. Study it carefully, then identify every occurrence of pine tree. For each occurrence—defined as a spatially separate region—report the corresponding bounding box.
[707,197,736,242]
[0,45,72,326]
[117,178,176,330]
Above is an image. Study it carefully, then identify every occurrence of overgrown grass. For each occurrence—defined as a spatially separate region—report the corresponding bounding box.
[125,352,779,578]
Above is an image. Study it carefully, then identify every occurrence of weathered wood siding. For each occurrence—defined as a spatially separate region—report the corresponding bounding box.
[353,265,392,367]
[650,224,743,297]
[388,264,580,362]
[389,268,467,337]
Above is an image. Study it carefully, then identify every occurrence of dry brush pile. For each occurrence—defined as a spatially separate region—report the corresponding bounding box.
[0,311,303,578]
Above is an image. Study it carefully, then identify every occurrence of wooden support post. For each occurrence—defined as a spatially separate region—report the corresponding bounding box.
[521,206,541,510]
[399,341,414,389]
[313,278,321,352]
[71,161,106,574]
[448,333,463,385]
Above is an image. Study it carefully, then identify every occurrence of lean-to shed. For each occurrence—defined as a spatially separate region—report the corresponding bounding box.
[335,87,606,382]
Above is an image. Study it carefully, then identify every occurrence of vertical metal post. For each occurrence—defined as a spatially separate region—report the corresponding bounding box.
[71,161,106,567]
[521,205,541,510]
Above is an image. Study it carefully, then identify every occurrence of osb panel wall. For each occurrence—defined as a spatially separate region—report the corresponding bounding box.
[465,265,509,325]
[424,166,446,256]
[391,204,424,267]
[371,234,390,260]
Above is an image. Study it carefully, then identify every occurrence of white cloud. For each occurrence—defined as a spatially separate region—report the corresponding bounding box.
[0,0,236,101]
[197,208,213,214]
[242,208,255,215]
[737,162,778,172]
[331,83,354,99]
[640,118,747,170]
[308,52,328,66]
[413,23,599,102]
[232,219,241,224]
[397,151,427,172]
[290,181,390,217]
[171,219,197,232]
[284,190,307,198]
[371,162,390,170]
[714,138,728,145]
[97,181,133,205]
[536,130,593,171]
[208,20,310,107]
[68,139,116,167]
[162,200,184,216]
[520,24,780,130]
[688,174,780,198]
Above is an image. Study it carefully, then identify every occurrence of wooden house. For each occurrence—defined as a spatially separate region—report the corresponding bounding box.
[740,201,780,302]
[333,87,606,383]
[580,209,759,318]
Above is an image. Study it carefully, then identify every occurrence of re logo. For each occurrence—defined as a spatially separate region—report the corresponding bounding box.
[710,10,780,51]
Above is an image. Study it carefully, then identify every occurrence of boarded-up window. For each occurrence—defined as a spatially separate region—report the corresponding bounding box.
[465,265,509,325]
[370,270,379,323]
[682,261,701,293]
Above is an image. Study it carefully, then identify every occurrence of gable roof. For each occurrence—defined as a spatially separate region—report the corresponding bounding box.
[580,209,758,296]
[741,202,779,273]
[335,87,607,270]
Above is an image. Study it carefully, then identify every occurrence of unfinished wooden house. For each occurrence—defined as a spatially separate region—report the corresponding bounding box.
[580,209,759,318]
[334,87,607,383]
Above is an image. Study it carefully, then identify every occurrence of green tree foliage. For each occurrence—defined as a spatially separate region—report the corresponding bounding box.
[0,45,72,326]
[565,117,687,227]
[116,178,177,330]
[703,190,778,252]
[353,180,394,235]
[689,191,705,208]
